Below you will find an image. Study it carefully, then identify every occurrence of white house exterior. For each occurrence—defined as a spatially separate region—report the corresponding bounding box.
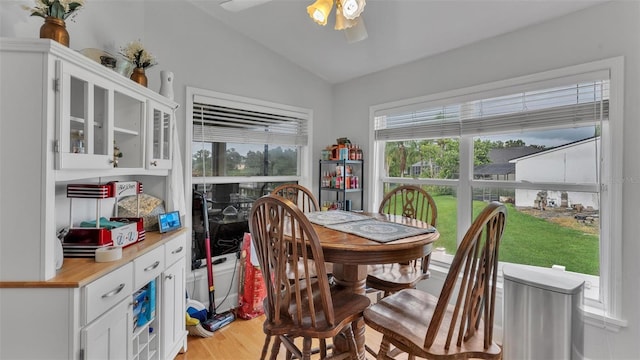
[511,137,600,209]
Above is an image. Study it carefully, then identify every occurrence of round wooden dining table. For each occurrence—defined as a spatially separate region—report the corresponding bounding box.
[310,212,440,359]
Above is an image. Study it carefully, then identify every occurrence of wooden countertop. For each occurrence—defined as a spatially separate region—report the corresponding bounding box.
[0,228,188,289]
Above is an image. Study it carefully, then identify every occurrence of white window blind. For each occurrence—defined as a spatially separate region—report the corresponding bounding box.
[375,77,609,141]
[192,94,309,146]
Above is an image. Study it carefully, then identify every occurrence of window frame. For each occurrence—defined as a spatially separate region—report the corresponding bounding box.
[185,87,314,245]
[368,57,624,327]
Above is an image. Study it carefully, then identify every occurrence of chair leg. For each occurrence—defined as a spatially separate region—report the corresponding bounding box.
[319,338,328,358]
[341,324,358,359]
[260,335,271,360]
[303,337,313,360]
[269,336,282,360]
[377,336,391,360]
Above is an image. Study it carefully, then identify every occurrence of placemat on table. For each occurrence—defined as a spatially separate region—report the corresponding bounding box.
[325,219,436,243]
[306,210,370,226]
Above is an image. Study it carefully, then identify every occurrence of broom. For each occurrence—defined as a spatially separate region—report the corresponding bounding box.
[186,313,214,338]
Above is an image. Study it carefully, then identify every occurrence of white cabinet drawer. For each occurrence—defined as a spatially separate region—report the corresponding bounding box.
[134,246,164,290]
[165,233,186,266]
[83,262,133,325]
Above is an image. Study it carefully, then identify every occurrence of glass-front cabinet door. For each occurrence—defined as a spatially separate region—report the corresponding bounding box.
[146,101,173,170]
[55,60,145,170]
[113,88,145,169]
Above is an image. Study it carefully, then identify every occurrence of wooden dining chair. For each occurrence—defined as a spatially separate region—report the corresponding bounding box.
[368,185,438,297]
[272,183,320,213]
[249,194,371,360]
[271,183,333,279]
[363,201,507,360]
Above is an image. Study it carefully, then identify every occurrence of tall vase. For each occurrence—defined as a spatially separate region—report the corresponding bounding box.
[130,67,148,87]
[40,17,69,47]
[158,70,174,100]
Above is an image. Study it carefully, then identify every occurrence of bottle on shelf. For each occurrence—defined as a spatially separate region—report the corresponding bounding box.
[356,145,363,160]
[349,144,357,160]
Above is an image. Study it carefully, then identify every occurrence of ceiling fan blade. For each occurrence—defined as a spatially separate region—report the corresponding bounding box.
[219,0,272,12]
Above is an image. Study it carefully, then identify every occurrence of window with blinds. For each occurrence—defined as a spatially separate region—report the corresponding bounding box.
[375,79,609,141]
[192,95,309,146]
[371,64,618,306]
[190,92,310,179]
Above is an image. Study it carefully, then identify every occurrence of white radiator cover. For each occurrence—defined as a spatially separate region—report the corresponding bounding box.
[186,253,240,313]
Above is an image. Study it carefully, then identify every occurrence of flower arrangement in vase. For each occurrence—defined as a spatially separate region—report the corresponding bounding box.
[120,40,157,87]
[23,0,85,47]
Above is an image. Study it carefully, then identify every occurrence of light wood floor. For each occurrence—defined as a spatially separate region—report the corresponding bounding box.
[174,314,393,360]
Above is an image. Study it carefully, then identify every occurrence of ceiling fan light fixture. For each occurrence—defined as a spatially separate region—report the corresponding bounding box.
[341,0,365,20]
[335,1,357,30]
[344,17,368,43]
[307,0,334,26]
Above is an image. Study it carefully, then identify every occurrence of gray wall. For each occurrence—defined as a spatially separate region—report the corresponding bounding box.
[333,1,640,358]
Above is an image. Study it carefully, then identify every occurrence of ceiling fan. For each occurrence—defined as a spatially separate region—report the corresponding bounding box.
[218,0,272,12]
[218,0,368,43]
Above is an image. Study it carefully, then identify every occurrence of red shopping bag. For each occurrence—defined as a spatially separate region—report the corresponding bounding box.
[237,233,266,319]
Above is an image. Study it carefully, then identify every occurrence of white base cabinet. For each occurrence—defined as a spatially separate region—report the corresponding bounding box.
[0,232,188,360]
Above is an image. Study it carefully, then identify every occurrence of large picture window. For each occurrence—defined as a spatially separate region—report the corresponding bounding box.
[370,58,623,322]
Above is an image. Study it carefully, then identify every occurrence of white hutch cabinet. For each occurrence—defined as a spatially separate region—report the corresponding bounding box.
[0,38,186,360]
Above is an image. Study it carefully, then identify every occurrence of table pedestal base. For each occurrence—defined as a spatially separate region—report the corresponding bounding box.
[332,263,368,360]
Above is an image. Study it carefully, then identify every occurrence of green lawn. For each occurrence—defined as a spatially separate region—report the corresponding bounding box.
[428,195,599,275]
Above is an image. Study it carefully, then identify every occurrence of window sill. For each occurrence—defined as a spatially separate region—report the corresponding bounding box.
[582,305,628,332]
[429,252,627,333]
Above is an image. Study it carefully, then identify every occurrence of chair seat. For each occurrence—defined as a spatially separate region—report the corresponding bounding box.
[366,263,428,294]
[364,288,502,358]
[265,284,370,339]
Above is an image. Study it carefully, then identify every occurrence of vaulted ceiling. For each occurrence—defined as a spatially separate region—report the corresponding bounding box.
[188,0,605,84]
